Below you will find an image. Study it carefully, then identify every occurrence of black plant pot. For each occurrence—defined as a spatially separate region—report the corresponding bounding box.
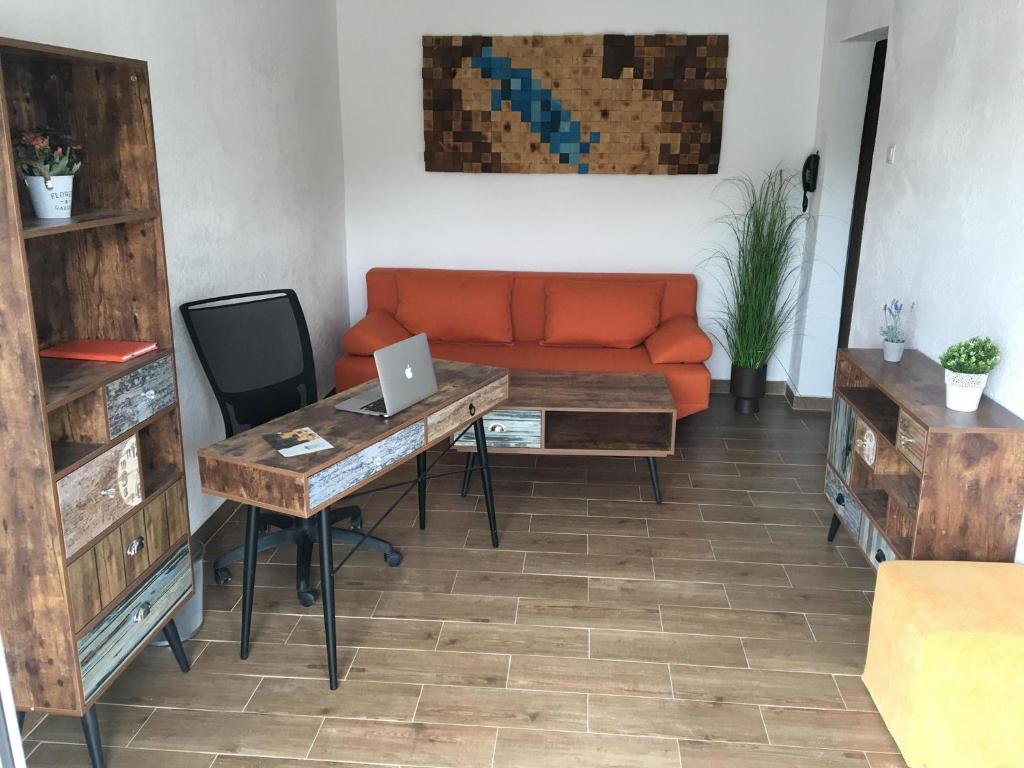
[730,364,768,415]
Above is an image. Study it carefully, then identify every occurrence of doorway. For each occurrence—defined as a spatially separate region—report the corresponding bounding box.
[838,39,887,347]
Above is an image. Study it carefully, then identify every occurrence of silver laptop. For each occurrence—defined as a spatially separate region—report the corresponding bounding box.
[335,333,438,417]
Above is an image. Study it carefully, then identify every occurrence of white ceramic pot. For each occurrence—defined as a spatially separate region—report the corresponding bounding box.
[882,341,905,363]
[24,175,74,218]
[944,369,988,412]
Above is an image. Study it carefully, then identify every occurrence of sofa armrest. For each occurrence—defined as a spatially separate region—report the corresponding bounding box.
[644,315,713,364]
[342,310,411,356]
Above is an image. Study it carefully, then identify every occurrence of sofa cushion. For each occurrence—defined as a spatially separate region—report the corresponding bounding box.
[342,310,411,356]
[395,272,514,345]
[644,315,714,363]
[542,279,664,348]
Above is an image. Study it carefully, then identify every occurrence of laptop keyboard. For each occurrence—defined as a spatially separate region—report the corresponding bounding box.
[362,396,387,414]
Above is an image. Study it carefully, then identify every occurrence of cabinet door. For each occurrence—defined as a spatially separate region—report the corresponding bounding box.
[827,397,856,482]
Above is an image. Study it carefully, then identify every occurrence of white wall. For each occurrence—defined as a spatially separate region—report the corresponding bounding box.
[0,1,349,532]
[849,0,1024,418]
[336,0,827,383]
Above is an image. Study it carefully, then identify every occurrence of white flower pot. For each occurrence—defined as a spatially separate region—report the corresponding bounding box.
[944,370,988,412]
[24,175,74,218]
[882,341,905,363]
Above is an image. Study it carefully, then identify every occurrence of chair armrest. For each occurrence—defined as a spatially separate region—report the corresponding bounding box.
[644,315,713,364]
[342,310,411,356]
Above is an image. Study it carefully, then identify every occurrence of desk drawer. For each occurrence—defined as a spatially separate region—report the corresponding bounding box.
[106,356,176,439]
[896,411,926,471]
[427,377,508,443]
[78,543,192,700]
[825,465,863,539]
[453,408,542,449]
[307,422,424,509]
[59,436,143,559]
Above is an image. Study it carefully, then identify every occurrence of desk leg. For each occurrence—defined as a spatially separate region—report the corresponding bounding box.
[473,419,499,548]
[417,452,427,530]
[318,509,338,690]
[240,505,259,660]
[460,452,476,497]
[646,457,663,504]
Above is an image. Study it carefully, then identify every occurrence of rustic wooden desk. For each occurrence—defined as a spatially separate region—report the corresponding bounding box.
[199,360,510,687]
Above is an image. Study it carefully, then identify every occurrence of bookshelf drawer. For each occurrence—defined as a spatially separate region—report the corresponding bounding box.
[453,409,542,449]
[105,355,176,439]
[59,435,143,559]
[427,376,509,443]
[858,519,899,570]
[825,466,863,538]
[78,543,192,701]
[896,411,926,471]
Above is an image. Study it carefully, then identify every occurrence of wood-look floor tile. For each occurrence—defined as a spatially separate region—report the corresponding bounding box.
[245,677,420,719]
[534,455,635,471]
[465,530,587,553]
[653,557,790,587]
[780,450,827,465]
[416,685,587,730]
[288,615,441,649]
[865,752,909,767]
[26,744,214,768]
[587,499,700,520]
[516,598,662,631]
[785,564,878,591]
[123,641,208,673]
[373,591,518,623]
[452,571,588,600]
[334,564,457,593]
[588,576,729,609]
[397,546,525,573]
[347,648,509,687]
[701,504,824,526]
[194,611,298,644]
[27,704,152,746]
[762,707,900,752]
[589,693,767,742]
[493,728,679,768]
[743,638,867,674]
[670,664,845,708]
[683,447,783,463]
[437,621,589,657]
[725,585,871,615]
[835,674,878,711]
[590,629,747,666]
[678,740,870,767]
[102,668,259,710]
[640,486,753,505]
[533,482,641,501]
[660,605,814,641]
[131,709,322,758]
[806,614,872,644]
[418,510,532,532]
[221,586,381,617]
[737,462,825,480]
[309,719,497,767]
[205,585,242,612]
[838,545,873,567]
[710,540,847,566]
[213,757,387,768]
[769,524,856,547]
[658,459,739,476]
[587,534,713,560]
[752,491,830,510]
[192,640,352,679]
[647,520,771,542]
[508,655,672,697]
[690,475,802,492]
[482,496,587,516]
[530,514,648,536]
[524,552,654,579]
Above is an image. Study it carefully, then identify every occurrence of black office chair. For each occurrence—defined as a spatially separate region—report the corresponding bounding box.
[181,289,401,608]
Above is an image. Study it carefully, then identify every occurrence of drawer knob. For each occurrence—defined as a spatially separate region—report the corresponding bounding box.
[835,493,845,506]
[488,423,506,433]
[468,403,477,416]
[99,487,116,498]
[899,434,914,446]
[132,602,152,623]
[875,548,887,563]
[125,536,146,557]
[142,389,157,400]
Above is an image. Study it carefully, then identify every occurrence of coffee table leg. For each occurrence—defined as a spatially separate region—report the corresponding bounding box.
[318,508,338,690]
[473,419,500,548]
[416,452,428,530]
[646,457,663,504]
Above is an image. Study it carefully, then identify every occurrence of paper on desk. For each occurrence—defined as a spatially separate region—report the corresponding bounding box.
[262,427,333,457]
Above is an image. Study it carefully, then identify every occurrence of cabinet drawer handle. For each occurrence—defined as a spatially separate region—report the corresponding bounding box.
[468,403,476,417]
[125,536,146,557]
[835,493,845,506]
[142,389,157,400]
[899,434,914,446]
[875,548,886,563]
[132,602,152,622]
[99,488,116,498]
[488,423,506,433]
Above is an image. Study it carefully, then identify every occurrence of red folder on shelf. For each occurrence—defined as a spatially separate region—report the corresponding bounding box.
[40,339,159,363]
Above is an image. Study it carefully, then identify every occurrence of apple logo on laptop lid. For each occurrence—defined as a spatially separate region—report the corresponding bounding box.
[405,365,414,380]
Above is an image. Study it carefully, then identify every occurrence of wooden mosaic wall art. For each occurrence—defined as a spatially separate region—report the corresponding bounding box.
[423,34,728,175]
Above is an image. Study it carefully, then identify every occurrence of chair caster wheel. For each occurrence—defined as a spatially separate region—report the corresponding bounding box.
[385,551,402,567]
[297,589,319,607]
[351,513,363,531]
[214,567,232,585]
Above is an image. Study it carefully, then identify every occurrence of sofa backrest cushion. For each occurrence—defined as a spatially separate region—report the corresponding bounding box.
[394,270,514,345]
[542,279,664,348]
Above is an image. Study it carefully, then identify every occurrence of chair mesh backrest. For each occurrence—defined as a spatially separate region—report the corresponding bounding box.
[180,290,317,437]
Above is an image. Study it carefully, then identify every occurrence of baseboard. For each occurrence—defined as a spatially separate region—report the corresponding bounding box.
[785,383,833,411]
[711,379,787,395]
[194,499,242,543]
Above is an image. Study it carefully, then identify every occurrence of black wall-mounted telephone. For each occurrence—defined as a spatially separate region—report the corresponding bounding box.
[801,151,820,212]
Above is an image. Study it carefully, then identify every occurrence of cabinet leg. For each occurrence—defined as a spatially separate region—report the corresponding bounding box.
[240,505,259,660]
[318,508,338,690]
[827,513,842,543]
[473,419,499,548]
[81,707,103,768]
[460,452,476,497]
[162,619,190,673]
[416,452,428,530]
[646,457,663,504]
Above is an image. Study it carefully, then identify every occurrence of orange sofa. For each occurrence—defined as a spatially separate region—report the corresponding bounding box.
[334,268,713,418]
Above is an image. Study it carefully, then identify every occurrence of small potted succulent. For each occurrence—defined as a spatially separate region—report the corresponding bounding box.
[13,128,82,219]
[938,336,1000,412]
[880,298,906,362]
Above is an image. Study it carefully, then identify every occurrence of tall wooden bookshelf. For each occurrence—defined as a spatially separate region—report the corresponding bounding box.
[0,37,193,760]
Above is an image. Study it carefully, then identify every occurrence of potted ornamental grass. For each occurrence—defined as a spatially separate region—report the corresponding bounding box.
[709,169,806,414]
[880,298,906,362]
[13,128,82,219]
[939,336,1000,412]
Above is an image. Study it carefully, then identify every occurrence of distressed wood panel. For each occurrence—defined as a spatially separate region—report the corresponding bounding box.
[119,507,150,582]
[827,397,855,482]
[67,552,101,632]
[105,355,176,438]
[428,376,509,442]
[58,435,143,558]
[824,466,862,540]
[454,408,542,449]
[143,489,170,556]
[93,525,126,605]
[165,480,189,544]
[896,411,926,472]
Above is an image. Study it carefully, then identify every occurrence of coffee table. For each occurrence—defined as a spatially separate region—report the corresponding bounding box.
[454,370,676,502]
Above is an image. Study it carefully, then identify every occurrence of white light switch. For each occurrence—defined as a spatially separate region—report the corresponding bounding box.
[886,144,897,164]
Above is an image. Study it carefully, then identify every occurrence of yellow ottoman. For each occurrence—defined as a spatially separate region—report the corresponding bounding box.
[863,561,1024,768]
